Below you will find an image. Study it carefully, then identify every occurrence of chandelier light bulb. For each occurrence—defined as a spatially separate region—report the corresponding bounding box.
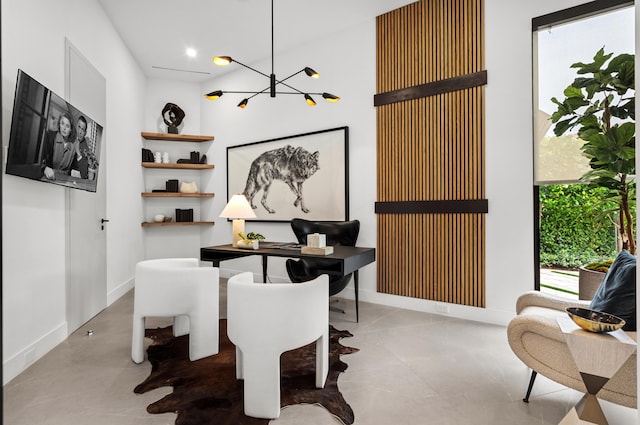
[213,56,232,66]
[304,67,320,78]
[204,90,223,100]
[322,93,340,102]
[304,94,317,106]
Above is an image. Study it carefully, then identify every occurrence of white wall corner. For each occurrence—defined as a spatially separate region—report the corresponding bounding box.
[107,276,135,306]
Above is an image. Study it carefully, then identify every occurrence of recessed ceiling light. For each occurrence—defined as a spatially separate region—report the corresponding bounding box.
[186,48,197,58]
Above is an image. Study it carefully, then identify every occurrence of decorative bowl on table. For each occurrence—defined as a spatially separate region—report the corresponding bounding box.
[566,307,625,333]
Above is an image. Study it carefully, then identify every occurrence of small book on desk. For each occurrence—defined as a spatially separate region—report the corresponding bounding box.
[301,246,334,255]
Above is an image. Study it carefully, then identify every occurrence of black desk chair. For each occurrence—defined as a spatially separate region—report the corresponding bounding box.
[286,218,360,320]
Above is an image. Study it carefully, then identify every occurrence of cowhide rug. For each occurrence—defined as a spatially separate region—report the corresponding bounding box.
[134,320,358,425]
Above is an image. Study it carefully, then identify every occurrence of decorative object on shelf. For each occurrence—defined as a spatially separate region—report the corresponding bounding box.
[203,0,340,109]
[154,151,162,163]
[227,127,348,222]
[142,148,154,162]
[220,194,257,247]
[163,216,173,222]
[177,151,206,164]
[236,232,265,250]
[153,214,165,223]
[179,181,198,194]
[175,208,194,223]
[166,179,179,192]
[162,152,169,163]
[161,102,185,134]
[566,307,625,333]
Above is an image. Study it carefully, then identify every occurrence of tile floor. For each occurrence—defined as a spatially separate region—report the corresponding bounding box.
[3,282,637,425]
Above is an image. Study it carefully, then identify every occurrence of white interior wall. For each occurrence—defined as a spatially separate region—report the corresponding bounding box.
[2,0,146,383]
[142,79,206,259]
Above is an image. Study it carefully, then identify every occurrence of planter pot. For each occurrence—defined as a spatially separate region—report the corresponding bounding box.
[88,168,97,180]
[578,266,606,301]
[237,240,259,250]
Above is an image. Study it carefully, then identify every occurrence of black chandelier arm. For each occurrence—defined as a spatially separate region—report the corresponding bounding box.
[220,90,325,96]
[271,69,308,94]
[229,58,272,80]
[224,61,306,95]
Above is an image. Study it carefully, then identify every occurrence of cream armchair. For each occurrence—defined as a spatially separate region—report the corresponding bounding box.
[507,291,636,408]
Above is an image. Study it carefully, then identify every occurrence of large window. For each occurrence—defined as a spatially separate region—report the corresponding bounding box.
[532,1,634,293]
[534,5,634,185]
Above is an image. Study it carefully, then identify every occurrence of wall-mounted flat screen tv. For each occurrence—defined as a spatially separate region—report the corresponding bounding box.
[6,69,103,192]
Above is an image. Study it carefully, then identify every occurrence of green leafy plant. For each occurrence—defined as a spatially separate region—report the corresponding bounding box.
[539,184,617,268]
[584,259,614,273]
[550,47,636,254]
[238,232,265,242]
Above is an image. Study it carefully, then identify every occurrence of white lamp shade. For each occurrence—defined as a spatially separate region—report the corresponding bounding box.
[220,194,256,219]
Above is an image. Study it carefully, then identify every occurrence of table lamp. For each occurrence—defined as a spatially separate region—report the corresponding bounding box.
[220,194,256,247]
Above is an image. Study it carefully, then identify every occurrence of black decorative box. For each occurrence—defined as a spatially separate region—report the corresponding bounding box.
[175,208,194,222]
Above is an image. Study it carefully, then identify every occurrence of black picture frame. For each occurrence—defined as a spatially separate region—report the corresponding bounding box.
[226,126,349,222]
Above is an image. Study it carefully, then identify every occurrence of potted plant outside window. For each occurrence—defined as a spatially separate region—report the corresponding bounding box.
[550,47,635,299]
[578,259,614,300]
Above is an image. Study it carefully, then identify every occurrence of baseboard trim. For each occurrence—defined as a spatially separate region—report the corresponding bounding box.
[3,321,68,385]
[107,276,134,305]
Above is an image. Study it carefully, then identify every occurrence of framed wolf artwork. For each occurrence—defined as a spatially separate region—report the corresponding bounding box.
[226,126,349,222]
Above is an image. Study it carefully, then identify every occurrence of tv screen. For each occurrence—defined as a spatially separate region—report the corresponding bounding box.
[6,69,103,192]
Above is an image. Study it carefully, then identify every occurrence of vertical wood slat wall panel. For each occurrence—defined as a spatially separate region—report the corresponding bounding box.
[376,0,485,307]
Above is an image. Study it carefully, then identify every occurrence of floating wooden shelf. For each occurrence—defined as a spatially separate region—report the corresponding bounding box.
[141,221,215,227]
[141,162,214,170]
[141,132,214,142]
[141,192,215,198]
[141,131,215,232]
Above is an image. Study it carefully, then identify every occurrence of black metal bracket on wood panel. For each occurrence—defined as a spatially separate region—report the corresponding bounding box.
[374,199,488,214]
[373,70,488,107]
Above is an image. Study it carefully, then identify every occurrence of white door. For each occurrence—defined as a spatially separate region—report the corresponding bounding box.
[65,39,107,333]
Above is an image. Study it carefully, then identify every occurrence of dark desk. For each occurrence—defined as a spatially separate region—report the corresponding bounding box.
[200,242,376,322]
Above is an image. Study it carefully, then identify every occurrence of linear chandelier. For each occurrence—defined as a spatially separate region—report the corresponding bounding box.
[204,0,340,109]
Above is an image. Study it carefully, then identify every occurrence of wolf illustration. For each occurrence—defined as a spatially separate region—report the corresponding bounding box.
[243,145,320,214]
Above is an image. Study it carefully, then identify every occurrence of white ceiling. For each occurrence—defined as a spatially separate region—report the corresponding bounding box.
[96,0,417,83]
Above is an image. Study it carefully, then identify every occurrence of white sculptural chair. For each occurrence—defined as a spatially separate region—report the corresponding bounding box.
[131,258,219,364]
[227,272,329,419]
